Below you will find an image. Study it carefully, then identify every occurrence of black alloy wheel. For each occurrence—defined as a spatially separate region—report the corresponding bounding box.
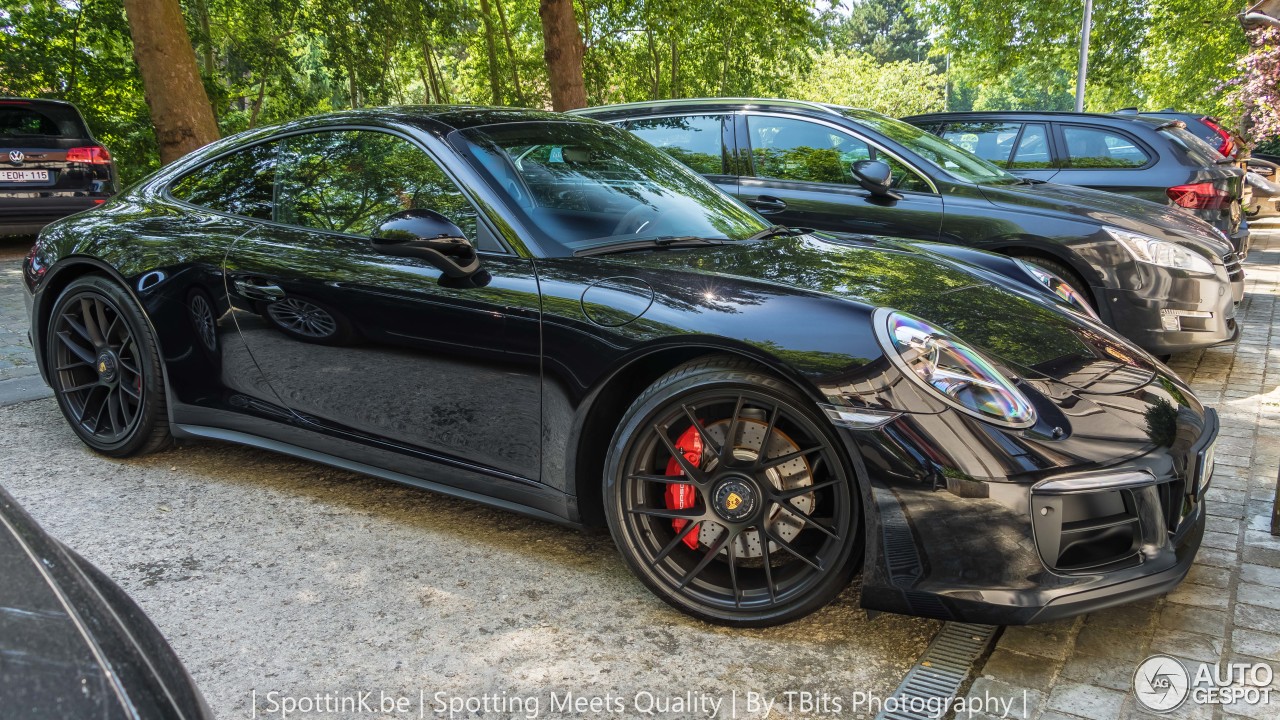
[605,357,861,627]
[46,275,170,456]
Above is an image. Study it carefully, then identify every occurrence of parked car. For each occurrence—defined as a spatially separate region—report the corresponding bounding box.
[0,485,212,719]
[575,99,1243,354]
[26,107,1215,627]
[904,109,1250,256]
[1116,109,1241,160]
[0,97,117,237]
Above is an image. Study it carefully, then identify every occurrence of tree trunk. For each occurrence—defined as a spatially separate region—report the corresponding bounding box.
[122,0,220,164]
[479,0,503,105]
[494,0,525,105]
[539,0,586,110]
[645,28,661,98]
[422,39,443,103]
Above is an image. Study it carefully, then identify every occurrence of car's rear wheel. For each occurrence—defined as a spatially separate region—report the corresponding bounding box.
[604,357,861,627]
[46,275,170,457]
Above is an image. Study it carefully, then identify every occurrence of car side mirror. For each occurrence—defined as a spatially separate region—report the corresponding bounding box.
[851,160,904,201]
[369,209,481,279]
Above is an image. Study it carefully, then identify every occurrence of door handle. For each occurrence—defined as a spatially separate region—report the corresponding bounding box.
[233,277,285,300]
[746,195,787,213]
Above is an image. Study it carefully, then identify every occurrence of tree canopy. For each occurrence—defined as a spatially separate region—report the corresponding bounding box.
[0,0,1268,185]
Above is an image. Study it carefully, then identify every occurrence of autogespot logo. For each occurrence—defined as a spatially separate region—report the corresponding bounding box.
[1134,654,1191,713]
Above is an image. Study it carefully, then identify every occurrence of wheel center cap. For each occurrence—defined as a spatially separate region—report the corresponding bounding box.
[712,476,758,523]
[95,351,117,382]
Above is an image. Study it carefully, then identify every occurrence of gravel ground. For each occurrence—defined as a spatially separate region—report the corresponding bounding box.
[0,398,938,720]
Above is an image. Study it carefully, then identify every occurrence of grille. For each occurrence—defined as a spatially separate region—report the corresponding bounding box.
[1031,488,1143,572]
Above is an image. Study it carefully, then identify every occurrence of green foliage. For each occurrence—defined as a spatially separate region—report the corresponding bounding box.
[918,0,1251,124]
[794,50,945,116]
[0,0,1261,185]
[823,0,931,65]
[0,0,157,184]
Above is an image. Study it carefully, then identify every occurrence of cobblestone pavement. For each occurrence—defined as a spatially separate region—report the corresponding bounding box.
[963,218,1280,720]
[0,236,52,404]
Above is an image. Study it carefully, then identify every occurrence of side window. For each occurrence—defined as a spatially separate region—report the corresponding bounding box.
[1010,124,1053,169]
[169,142,277,220]
[940,122,1021,167]
[1062,126,1149,169]
[746,116,871,184]
[626,115,725,174]
[275,130,478,239]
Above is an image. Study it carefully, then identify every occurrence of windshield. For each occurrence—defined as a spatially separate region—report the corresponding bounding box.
[837,108,1018,185]
[454,121,767,254]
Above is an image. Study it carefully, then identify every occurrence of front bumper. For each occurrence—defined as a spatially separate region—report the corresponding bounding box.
[1100,268,1239,354]
[849,400,1217,626]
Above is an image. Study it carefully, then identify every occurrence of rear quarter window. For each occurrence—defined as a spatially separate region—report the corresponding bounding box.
[169,142,277,220]
[1159,126,1225,166]
[1062,126,1150,169]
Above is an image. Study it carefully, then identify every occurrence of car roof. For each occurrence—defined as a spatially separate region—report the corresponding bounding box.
[572,97,846,118]
[0,96,80,109]
[266,105,597,136]
[903,110,1178,129]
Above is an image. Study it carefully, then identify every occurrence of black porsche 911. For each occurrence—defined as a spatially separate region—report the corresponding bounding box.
[23,107,1214,627]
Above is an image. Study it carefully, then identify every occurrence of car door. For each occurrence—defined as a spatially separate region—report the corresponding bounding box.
[735,113,943,240]
[222,128,543,480]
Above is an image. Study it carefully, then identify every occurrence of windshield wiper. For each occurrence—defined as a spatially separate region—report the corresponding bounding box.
[1016,177,1048,185]
[573,235,728,257]
[746,225,811,241]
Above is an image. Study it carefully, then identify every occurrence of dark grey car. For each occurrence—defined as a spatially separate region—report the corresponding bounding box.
[904,111,1250,256]
[576,99,1243,354]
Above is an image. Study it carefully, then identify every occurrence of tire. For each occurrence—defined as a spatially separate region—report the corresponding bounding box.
[603,356,862,627]
[45,275,171,457]
[1015,255,1095,311]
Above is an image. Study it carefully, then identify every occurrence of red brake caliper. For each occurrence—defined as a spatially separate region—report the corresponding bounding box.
[664,425,703,550]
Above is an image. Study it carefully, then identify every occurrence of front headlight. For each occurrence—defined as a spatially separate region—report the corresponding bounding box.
[1014,259,1100,321]
[1104,226,1215,275]
[876,310,1037,428]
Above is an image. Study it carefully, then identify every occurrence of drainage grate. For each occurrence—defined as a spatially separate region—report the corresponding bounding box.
[875,621,999,720]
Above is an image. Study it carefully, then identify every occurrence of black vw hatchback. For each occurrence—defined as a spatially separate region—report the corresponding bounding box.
[25,107,1214,626]
[576,99,1243,355]
[1,97,118,236]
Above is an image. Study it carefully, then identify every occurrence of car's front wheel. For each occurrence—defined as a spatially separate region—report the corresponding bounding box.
[604,357,862,627]
[46,275,171,457]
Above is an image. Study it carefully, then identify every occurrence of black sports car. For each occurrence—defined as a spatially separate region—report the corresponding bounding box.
[23,107,1214,627]
[0,486,212,719]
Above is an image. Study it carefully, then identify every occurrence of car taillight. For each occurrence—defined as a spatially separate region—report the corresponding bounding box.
[65,146,111,164]
[1201,117,1235,158]
[1167,182,1231,210]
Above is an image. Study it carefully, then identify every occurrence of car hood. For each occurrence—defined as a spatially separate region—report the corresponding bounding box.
[978,181,1233,256]
[601,234,1162,395]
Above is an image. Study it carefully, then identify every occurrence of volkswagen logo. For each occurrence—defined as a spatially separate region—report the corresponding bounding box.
[7,150,23,165]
